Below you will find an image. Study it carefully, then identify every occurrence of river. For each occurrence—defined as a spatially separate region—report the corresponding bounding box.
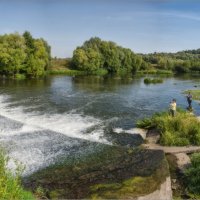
[0,75,199,175]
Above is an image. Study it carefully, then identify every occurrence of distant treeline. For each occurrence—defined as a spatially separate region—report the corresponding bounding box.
[0,31,51,78]
[1,32,200,78]
[70,37,200,75]
[141,50,200,73]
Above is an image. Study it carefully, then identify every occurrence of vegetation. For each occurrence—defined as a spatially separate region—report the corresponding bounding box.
[137,69,173,75]
[142,49,200,74]
[0,31,51,78]
[137,110,200,146]
[88,159,168,199]
[184,153,200,197]
[183,90,200,101]
[0,151,34,200]
[144,78,163,84]
[71,37,147,75]
[1,32,200,78]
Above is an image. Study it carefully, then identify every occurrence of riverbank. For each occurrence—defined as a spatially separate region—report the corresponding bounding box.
[137,112,200,199]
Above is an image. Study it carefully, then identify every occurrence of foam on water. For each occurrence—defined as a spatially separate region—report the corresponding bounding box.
[0,94,111,175]
[0,94,108,143]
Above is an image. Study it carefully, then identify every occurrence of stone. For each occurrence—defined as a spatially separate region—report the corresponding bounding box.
[174,153,191,172]
[23,146,169,199]
[146,129,160,144]
[137,177,172,200]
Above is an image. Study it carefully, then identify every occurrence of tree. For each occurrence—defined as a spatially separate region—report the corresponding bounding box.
[0,33,26,75]
[0,31,51,77]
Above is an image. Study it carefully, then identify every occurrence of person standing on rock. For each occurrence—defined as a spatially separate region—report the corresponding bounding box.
[186,92,192,110]
[169,99,176,117]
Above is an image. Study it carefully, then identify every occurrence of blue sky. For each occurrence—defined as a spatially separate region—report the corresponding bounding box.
[0,0,200,57]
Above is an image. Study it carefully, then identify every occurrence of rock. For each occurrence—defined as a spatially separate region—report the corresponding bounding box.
[128,128,147,140]
[23,146,169,199]
[109,128,145,147]
[113,128,147,140]
[137,177,172,200]
[174,153,191,173]
[146,129,160,144]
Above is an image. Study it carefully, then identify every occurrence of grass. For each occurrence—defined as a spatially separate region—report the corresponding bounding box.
[184,153,200,197]
[0,150,34,200]
[137,110,200,146]
[48,69,86,76]
[183,90,200,101]
[144,78,163,84]
[137,69,173,75]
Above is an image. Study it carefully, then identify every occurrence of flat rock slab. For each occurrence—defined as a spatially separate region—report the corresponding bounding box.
[137,177,172,200]
[143,144,200,154]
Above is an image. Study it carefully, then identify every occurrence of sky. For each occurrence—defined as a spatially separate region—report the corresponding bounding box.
[0,0,200,58]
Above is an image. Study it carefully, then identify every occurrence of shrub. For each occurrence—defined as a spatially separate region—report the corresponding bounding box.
[136,111,200,146]
[15,73,26,80]
[185,153,200,195]
[144,78,163,84]
[0,151,34,200]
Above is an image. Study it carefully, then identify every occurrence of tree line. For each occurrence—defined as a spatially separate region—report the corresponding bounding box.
[71,37,147,74]
[1,32,200,78]
[0,31,51,78]
[142,50,200,73]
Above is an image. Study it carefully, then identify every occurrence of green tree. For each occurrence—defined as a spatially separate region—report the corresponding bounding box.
[0,33,26,75]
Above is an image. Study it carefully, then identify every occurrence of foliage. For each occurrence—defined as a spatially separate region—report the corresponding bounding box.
[142,49,200,74]
[71,37,147,74]
[49,69,86,76]
[184,153,200,195]
[0,150,34,200]
[0,31,51,78]
[88,159,168,199]
[144,78,163,84]
[137,111,200,146]
[15,73,26,80]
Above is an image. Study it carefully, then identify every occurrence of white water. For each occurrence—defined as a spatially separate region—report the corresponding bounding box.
[0,95,108,143]
[0,94,110,175]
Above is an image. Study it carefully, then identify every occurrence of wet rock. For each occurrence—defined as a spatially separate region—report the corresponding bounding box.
[23,146,169,199]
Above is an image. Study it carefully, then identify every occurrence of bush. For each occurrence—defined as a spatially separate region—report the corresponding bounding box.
[15,73,26,80]
[0,151,34,200]
[185,153,200,195]
[136,111,200,146]
[144,78,163,84]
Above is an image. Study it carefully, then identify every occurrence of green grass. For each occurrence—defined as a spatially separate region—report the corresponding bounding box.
[137,69,173,75]
[48,69,87,76]
[137,110,200,146]
[0,151,34,200]
[49,68,108,76]
[144,78,163,84]
[184,153,200,197]
[183,90,200,101]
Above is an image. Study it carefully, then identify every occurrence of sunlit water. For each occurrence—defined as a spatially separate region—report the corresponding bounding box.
[0,75,199,175]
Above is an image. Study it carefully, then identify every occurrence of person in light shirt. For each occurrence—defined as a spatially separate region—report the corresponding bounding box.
[169,99,176,117]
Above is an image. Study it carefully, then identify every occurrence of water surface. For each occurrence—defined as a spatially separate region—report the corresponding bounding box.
[0,75,199,175]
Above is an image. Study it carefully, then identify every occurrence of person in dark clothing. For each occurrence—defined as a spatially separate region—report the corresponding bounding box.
[187,92,192,110]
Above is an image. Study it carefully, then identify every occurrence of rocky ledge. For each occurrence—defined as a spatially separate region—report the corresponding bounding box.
[23,145,170,199]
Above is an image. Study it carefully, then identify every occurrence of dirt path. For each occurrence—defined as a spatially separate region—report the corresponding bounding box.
[142,144,200,154]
